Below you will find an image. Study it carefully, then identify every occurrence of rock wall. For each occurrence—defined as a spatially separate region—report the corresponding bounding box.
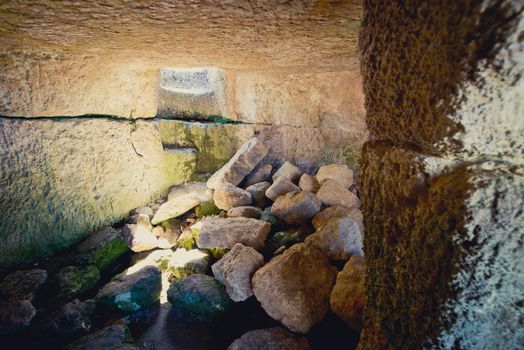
[359,1,524,349]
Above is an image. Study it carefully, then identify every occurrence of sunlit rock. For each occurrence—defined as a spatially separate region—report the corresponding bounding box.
[265,177,300,202]
[196,216,270,250]
[316,164,354,188]
[271,191,321,225]
[227,206,262,219]
[213,183,252,210]
[212,243,264,302]
[298,174,319,193]
[330,255,365,331]
[252,243,337,333]
[167,248,210,280]
[245,181,271,208]
[122,214,158,253]
[244,163,273,187]
[315,179,360,209]
[151,193,202,225]
[272,161,303,183]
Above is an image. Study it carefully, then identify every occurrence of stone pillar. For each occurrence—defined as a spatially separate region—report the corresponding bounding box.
[358,1,524,348]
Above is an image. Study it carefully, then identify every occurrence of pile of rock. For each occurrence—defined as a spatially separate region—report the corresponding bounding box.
[0,137,366,349]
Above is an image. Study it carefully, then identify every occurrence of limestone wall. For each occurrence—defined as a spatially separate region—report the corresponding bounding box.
[358,1,524,349]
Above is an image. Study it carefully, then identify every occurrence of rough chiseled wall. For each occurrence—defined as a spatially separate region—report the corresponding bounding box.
[0,118,196,270]
[359,1,524,349]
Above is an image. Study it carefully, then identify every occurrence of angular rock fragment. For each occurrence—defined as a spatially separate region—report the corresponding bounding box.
[330,255,365,331]
[167,182,211,202]
[213,183,252,210]
[176,229,197,250]
[167,248,210,280]
[316,164,354,188]
[271,191,321,225]
[212,243,264,302]
[227,206,262,219]
[305,216,364,260]
[196,216,271,250]
[56,265,100,299]
[122,214,158,252]
[298,173,320,193]
[151,193,202,225]
[207,138,268,190]
[96,265,161,314]
[0,269,47,301]
[245,181,271,208]
[167,274,232,318]
[265,177,300,201]
[228,327,310,350]
[153,224,179,249]
[252,243,337,333]
[0,300,36,336]
[244,163,273,187]
[69,226,128,271]
[316,179,361,209]
[64,324,138,350]
[312,206,353,229]
[272,161,303,183]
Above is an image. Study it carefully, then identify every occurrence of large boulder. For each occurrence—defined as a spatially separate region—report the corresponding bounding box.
[316,164,354,188]
[64,324,138,350]
[228,327,310,350]
[272,161,303,183]
[245,181,271,208]
[212,243,264,302]
[195,216,271,250]
[56,265,101,299]
[0,269,47,301]
[315,179,360,209]
[298,174,320,193]
[305,216,363,260]
[96,265,161,314]
[252,243,337,333]
[244,163,273,187]
[213,184,252,210]
[167,248,210,280]
[69,226,128,271]
[121,214,158,252]
[207,138,268,190]
[167,274,232,318]
[227,206,262,219]
[271,191,321,225]
[330,255,366,332]
[0,300,36,336]
[151,193,202,224]
[31,299,95,348]
[265,177,300,201]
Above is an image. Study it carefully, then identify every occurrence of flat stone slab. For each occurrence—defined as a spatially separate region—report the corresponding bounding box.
[195,216,271,250]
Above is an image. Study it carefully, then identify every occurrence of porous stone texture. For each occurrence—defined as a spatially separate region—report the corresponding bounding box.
[312,206,353,229]
[0,269,47,301]
[272,161,303,183]
[207,138,268,190]
[211,243,264,302]
[213,184,252,210]
[196,216,271,250]
[245,182,271,208]
[228,327,310,350]
[359,1,524,349]
[316,164,354,188]
[243,163,272,187]
[330,255,365,332]
[271,191,321,225]
[0,118,194,271]
[252,243,337,333]
[316,179,360,209]
[122,220,158,253]
[152,193,203,224]
[227,206,262,219]
[265,177,301,202]
[298,174,320,193]
[167,182,211,203]
[167,248,210,280]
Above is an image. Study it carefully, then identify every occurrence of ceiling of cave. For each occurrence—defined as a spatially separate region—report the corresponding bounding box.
[0,0,362,70]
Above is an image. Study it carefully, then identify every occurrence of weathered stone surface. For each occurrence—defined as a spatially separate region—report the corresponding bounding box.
[65,324,138,350]
[213,184,252,210]
[122,217,158,253]
[154,224,180,249]
[312,206,353,229]
[0,269,47,302]
[316,179,360,209]
[265,177,300,201]
[151,194,201,225]
[316,164,354,188]
[167,182,211,202]
[157,67,229,118]
[271,191,321,225]
[196,216,271,250]
[227,206,262,219]
[167,274,232,318]
[207,138,268,190]
[0,119,194,271]
[305,216,363,260]
[69,226,128,271]
[31,299,95,348]
[195,200,222,218]
[167,248,210,280]
[244,163,273,187]
[228,327,310,350]
[130,206,154,220]
[0,300,36,336]
[252,243,337,333]
[96,265,161,314]
[272,161,303,183]
[211,243,264,302]
[56,265,100,299]
[298,174,319,193]
[330,255,365,331]
[176,229,197,250]
[245,182,271,208]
